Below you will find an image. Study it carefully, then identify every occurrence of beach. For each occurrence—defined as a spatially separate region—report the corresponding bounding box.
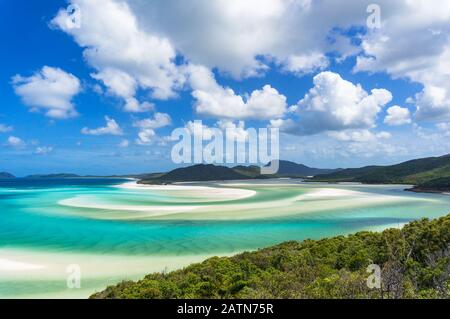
[0,248,218,299]
[1,178,449,298]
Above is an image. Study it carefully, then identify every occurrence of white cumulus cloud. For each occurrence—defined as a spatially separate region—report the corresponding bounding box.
[50,0,450,126]
[91,68,154,113]
[127,0,361,78]
[134,112,172,145]
[328,129,391,143]
[384,106,412,126]
[7,136,25,148]
[12,66,81,119]
[281,52,329,75]
[354,1,450,121]
[277,72,392,135]
[52,0,185,109]
[81,116,123,135]
[188,65,287,120]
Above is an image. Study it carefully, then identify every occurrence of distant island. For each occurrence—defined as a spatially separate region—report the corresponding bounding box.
[266,160,340,177]
[310,154,450,193]
[25,173,82,179]
[3,154,450,193]
[138,161,338,184]
[139,164,256,184]
[408,177,450,194]
[137,155,450,193]
[91,214,450,299]
[0,172,159,180]
[0,172,15,179]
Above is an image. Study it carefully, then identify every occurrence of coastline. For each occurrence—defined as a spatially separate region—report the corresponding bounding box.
[2,178,450,298]
[91,214,450,299]
[0,248,225,299]
[5,174,449,195]
[308,180,450,195]
[405,187,450,195]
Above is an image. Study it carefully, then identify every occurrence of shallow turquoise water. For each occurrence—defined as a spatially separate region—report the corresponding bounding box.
[0,178,449,298]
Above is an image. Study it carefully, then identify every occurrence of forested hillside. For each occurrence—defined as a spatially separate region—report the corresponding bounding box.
[92,214,450,299]
[311,154,450,187]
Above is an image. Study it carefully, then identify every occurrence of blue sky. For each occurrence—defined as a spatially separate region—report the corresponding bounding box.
[1,0,450,176]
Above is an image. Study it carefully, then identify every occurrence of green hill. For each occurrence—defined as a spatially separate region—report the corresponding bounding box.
[267,160,340,177]
[232,165,264,178]
[409,177,450,193]
[91,214,450,299]
[139,164,251,184]
[138,155,450,188]
[139,161,343,184]
[311,154,450,186]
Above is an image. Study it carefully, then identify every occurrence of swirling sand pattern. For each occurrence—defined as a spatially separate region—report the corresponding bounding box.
[0,178,449,298]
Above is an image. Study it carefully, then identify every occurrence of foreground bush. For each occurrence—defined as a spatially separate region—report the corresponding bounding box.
[91,214,450,299]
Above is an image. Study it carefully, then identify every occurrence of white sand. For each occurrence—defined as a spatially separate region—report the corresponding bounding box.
[56,182,258,219]
[54,182,435,221]
[295,188,362,200]
[220,182,300,187]
[59,196,199,214]
[117,181,214,191]
[0,248,223,298]
[117,181,257,200]
[0,248,216,279]
[295,187,432,202]
[0,258,45,271]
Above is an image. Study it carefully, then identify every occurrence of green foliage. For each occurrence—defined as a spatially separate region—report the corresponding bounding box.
[311,154,450,187]
[231,165,263,178]
[91,215,450,299]
[139,161,341,184]
[140,164,250,184]
[412,177,450,193]
[265,160,339,177]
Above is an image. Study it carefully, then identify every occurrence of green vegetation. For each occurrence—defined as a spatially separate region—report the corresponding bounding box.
[139,155,450,188]
[267,160,340,177]
[231,165,263,178]
[91,214,450,299]
[139,161,340,184]
[311,154,450,188]
[139,164,263,184]
[410,177,450,193]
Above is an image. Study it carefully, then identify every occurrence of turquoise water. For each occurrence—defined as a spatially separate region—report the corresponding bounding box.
[0,178,449,298]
